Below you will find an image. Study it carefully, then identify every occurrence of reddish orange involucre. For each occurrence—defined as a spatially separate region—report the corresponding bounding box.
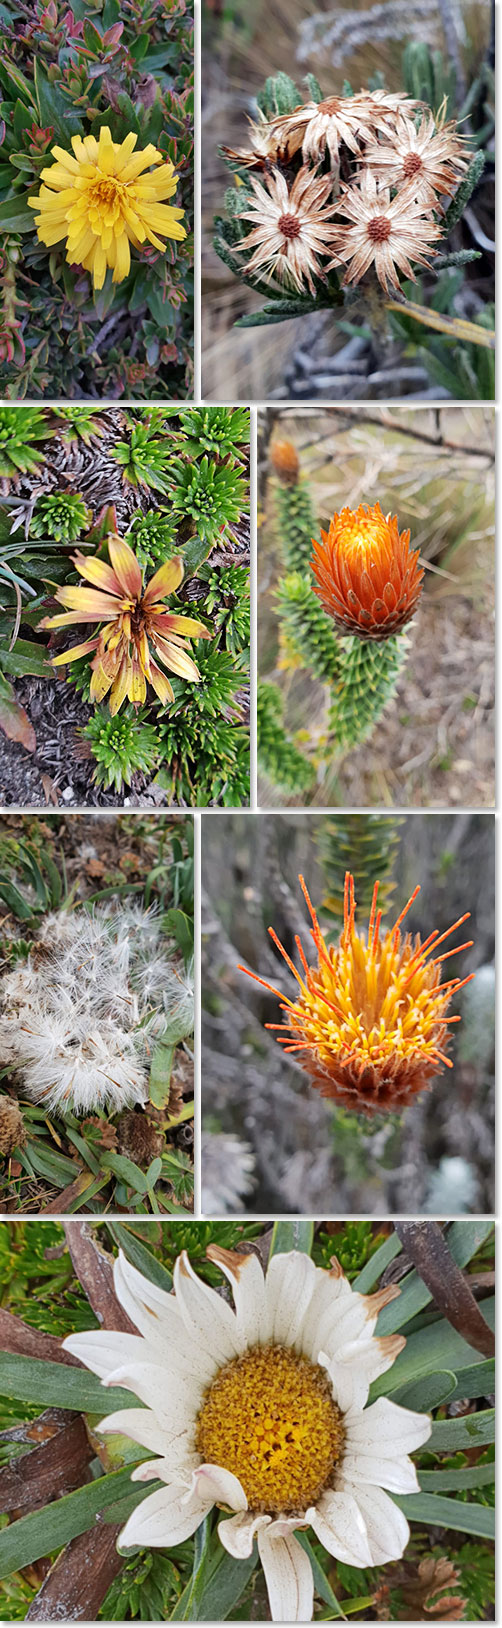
[311,500,424,640]
[240,871,474,1116]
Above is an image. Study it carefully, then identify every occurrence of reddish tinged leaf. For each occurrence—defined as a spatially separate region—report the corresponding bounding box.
[25,1521,124,1622]
[395,1221,495,1357]
[0,674,35,751]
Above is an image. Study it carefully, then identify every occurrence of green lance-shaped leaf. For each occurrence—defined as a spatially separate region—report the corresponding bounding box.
[390,1490,494,1541]
[0,1467,156,1581]
[328,630,409,751]
[318,812,402,929]
[269,1220,314,1256]
[256,72,302,119]
[275,572,342,683]
[442,149,486,233]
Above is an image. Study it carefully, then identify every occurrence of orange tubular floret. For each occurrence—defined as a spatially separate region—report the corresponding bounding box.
[239,869,474,1117]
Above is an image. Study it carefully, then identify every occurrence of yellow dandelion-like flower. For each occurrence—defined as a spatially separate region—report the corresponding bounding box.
[28,127,186,291]
[241,871,474,1116]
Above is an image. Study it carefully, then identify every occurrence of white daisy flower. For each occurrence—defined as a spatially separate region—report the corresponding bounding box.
[64,1247,431,1622]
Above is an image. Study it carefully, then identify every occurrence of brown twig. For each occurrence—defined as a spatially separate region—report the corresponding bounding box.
[395,1221,495,1357]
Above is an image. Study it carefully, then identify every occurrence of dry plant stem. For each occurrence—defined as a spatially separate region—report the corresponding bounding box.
[281,404,495,459]
[0,1412,93,1514]
[25,1521,124,1623]
[0,1307,80,1364]
[395,1220,495,1356]
[62,1220,136,1335]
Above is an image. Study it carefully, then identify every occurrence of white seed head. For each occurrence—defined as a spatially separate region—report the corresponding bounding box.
[0,903,187,1117]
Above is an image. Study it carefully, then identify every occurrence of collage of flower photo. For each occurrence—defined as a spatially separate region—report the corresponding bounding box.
[0,0,496,1623]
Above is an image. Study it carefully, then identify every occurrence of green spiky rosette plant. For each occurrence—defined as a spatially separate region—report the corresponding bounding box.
[0,3,194,399]
[0,1220,494,1622]
[0,405,250,807]
[214,46,494,397]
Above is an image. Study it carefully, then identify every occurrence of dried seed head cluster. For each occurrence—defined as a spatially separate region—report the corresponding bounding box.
[40,534,210,715]
[241,871,474,1116]
[311,501,424,640]
[29,128,186,291]
[224,86,469,296]
[0,903,192,1117]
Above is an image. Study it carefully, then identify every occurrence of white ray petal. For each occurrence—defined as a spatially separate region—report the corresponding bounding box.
[345,1397,431,1455]
[100,1359,202,1426]
[341,1451,420,1494]
[113,1252,216,1382]
[338,1482,410,1564]
[218,1511,271,1559]
[207,1247,268,1345]
[257,1526,314,1622]
[309,1489,373,1566]
[174,1251,244,1363]
[264,1252,317,1348]
[189,1462,247,1511]
[98,1407,186,1458]
[63,1329,157,1379]
[119,1481,209,1550]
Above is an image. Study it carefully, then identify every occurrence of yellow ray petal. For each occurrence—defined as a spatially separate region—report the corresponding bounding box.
[108,535,142,600]
[50,637,100,666]
[142,555,183,605]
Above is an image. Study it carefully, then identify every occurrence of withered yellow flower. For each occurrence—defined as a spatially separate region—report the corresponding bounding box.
[311,500,424,640]
[241,871,474,1115]
[40,535,210,715]
[28,127,186,291]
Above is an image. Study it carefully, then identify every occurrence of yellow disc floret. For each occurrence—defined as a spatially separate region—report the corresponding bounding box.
[196,1344,344,1515]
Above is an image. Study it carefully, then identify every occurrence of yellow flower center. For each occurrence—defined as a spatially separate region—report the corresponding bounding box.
[195,1344,344,1515]
[86,176,127,230]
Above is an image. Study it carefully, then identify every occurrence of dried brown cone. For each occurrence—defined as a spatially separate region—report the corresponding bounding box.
[0,1094,25,1156]
[117,1109,164,1166]
[270,439,300,482]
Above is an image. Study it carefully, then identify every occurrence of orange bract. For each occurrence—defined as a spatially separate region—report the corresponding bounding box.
[40,534,211,715]
[240,871,474,1116]
[311,500,424,640]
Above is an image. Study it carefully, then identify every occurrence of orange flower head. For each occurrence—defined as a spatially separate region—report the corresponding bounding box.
[240,871,474,1116]
[270,439,300,482]
[311,500,424,640]
[40,534,211,715]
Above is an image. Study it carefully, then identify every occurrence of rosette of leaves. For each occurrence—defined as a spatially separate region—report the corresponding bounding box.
[125,509,181,572]
[168,455,249,544]
[0,4,194,399]
[0,1220,494,1623]
[176,406,250,466]
[29,493,91,543]
[0,406,53,480]
[82,707,161,793]
[155,645,250,807]
[111,419,174,493]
